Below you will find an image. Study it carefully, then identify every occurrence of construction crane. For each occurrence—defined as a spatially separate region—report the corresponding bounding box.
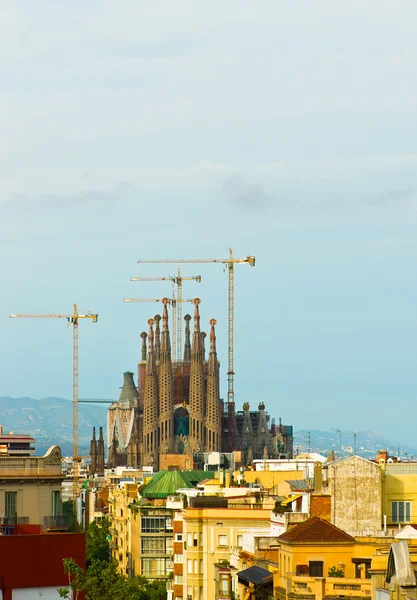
[136,249,255,432]
[9,305,98,498]
[123,296,197,361]
[129,270,201,362]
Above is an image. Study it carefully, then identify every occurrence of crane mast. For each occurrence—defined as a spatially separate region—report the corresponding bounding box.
[136,249,255,449]
[9,305,98,506]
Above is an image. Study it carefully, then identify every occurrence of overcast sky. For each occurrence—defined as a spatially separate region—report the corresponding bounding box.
[1,1,417,447]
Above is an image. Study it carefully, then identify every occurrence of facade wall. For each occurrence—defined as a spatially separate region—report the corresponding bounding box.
[326,457,382,535]
[183,507,271,600]
[383,463,417,527]
[0,446,64,527]
[129,506,174,580]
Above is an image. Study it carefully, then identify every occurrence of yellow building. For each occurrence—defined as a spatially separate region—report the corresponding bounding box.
[235,469,304,491]
[382,462,417,528]
[108,482,137,576]
[0,445,65,530]
[273,517,375,600]
[183,501,272,600]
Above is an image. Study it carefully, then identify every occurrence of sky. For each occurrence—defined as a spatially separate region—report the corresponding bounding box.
[1,1,417,446]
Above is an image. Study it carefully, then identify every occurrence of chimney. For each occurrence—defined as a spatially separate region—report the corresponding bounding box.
[377,449,388,462]
[314,462,323,492]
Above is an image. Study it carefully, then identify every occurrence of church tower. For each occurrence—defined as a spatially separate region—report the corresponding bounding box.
[205,318,221,451]
[142,318,159,468]
[158,298,175,454]
[188,299,205,452]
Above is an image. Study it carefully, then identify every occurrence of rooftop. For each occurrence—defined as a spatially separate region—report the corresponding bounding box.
[141,470,215,499]
[278,516,355,544]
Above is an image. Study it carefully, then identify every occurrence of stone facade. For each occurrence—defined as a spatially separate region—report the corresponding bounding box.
[324,455,382,536]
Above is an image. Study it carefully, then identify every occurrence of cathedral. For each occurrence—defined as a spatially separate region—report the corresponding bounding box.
[94,297,293,473]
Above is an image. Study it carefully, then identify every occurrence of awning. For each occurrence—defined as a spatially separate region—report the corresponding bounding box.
[237,566,273,586]
[280,493,302,506]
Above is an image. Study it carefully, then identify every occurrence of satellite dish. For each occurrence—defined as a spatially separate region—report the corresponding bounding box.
[345,446,353,454]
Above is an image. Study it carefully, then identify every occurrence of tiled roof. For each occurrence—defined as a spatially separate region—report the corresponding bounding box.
[278,517,355,544]
[286,479,312,490]
[237,565,273,585]
[142,470,215,499]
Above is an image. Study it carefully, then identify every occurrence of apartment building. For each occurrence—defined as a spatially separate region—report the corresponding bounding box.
[0,445,66,531]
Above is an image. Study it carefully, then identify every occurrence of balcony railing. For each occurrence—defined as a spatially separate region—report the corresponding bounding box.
[2,516,29,525]
[289,575,371,597]
[44,515,69,529]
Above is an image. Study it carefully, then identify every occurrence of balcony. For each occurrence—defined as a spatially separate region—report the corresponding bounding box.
[290,576,371,597]
[2,516,29,525]
[44,515,69,531]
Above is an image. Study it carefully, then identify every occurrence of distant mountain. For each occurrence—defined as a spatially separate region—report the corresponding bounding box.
[0,396,108,456]
[294,429,417,460]
[2,397,416,461]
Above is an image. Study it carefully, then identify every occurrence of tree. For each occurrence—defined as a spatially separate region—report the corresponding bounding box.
[86,518,111,565]
[59,558,167,600]
[62,500,77,532]
[58,558,86,599]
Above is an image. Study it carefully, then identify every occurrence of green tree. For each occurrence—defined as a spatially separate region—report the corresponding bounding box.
[86,518,111,565]
[60,558,167,600]
[58,557,86,599]
[62,500,77,532]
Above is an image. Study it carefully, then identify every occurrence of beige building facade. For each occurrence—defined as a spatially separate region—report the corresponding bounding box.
[0,445,65,530]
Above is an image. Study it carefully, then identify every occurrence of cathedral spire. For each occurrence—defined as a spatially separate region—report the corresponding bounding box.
[189,298,205,452]
[154,314,161,362]
[183,314,191,361]
[192,299,203,355]
[158,298,174,454]
[97,426,104,475]
[147,318,155,374]
[140,331,148,361]
[205,318,221,451]
[201,332,207,362]
[90,427,97,476]
[143,318,159,467]
[160,298,171,355]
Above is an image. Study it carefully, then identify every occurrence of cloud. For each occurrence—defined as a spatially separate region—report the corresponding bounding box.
[222,173,270,211]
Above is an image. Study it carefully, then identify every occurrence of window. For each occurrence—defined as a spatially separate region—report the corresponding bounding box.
[141,558,168,576]
[174,575,183,584]
[200,559,203,574]
[199,532,203,546]
[188,533,193,547]
[193,532,198,547]
[296,564,309,575]
[200,587,203,600]
[309,561,323,577]
[5,492,17,519]
[141,517,167,533]
[141,537,166,554]
[237,535,243,548]
[193,559,198,574]
[218,534,228,547]
[187,559,193,574]
[174,554,183,563]
[175,533,183,542]
[392,501,411,523]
